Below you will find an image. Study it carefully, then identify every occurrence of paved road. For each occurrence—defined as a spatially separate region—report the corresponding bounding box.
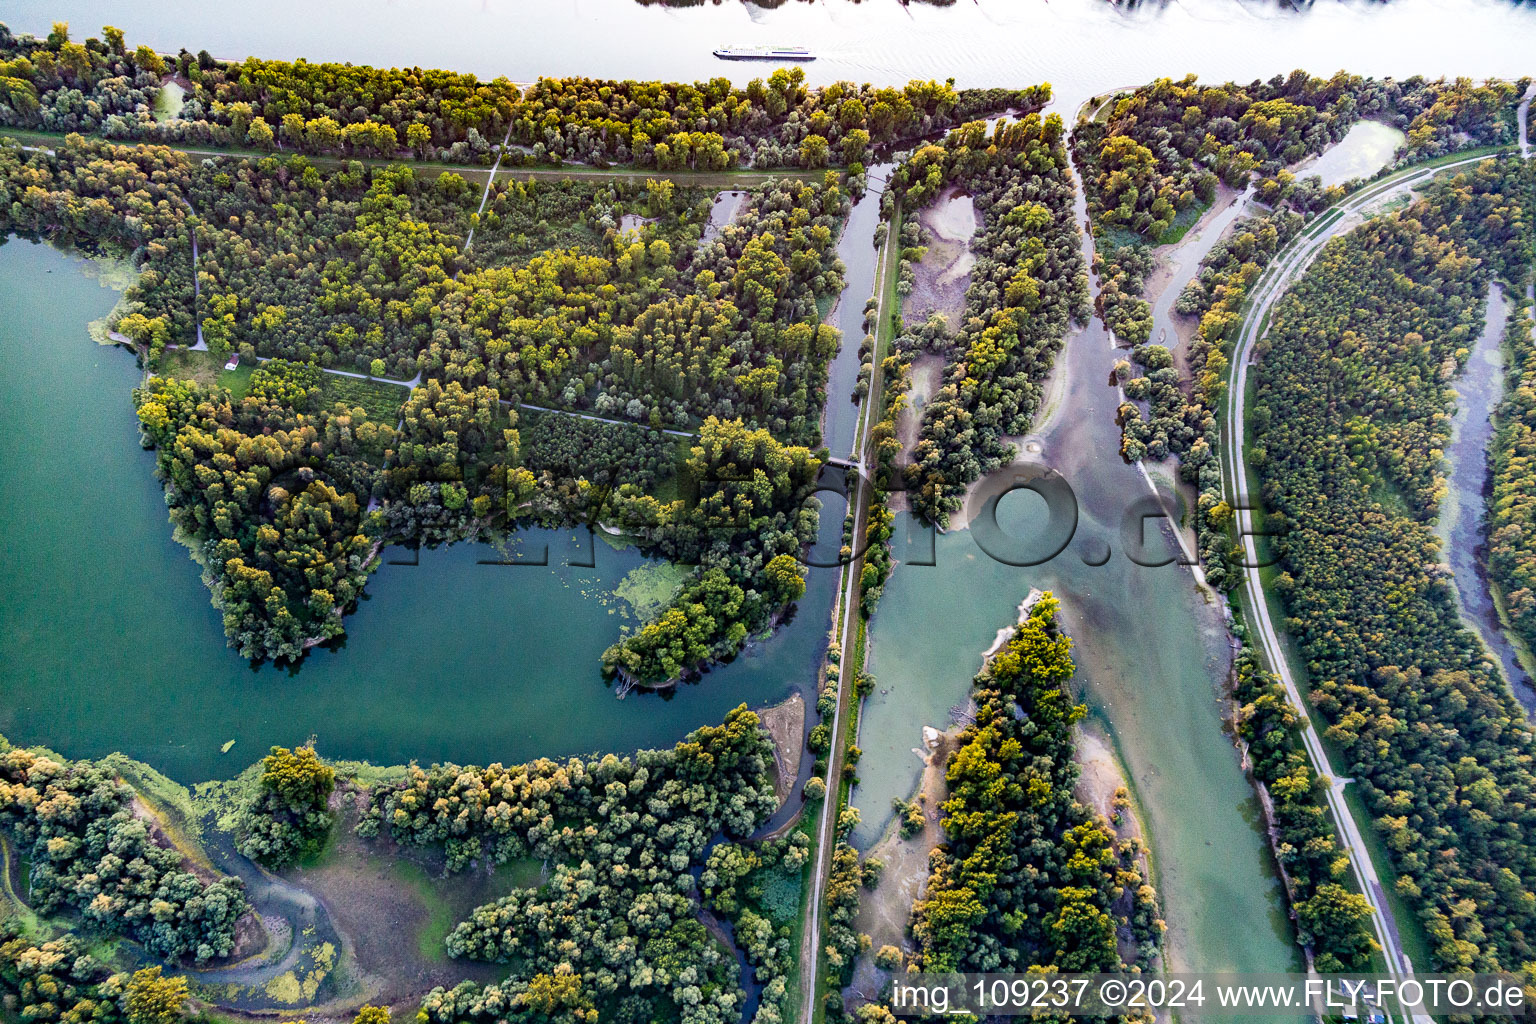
[1221,148,1512,1017]
[462,125,516,252]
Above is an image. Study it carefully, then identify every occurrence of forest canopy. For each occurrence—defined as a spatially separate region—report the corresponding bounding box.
[0,130,841,675]
[0,21,1040,169]
[1249,156,1536,975]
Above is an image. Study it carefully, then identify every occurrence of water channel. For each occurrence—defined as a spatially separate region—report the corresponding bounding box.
[1437,283,1536,709]
[851,150,1303,983]
[0,240,841,782]
[3,0,1533,1005]
[822,166,891,460]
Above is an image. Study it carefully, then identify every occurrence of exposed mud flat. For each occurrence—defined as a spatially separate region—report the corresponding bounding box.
[847,725,958,1000]
[701,189,748,246]
[277,793,535,1010]
[757,691,806,803]
[1293,119,1406,189]
[1143,183,1247,372]
[903,187,980,328]
[887,353,946,514]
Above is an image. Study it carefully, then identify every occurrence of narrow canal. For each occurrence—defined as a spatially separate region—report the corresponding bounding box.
[1437,283,1536,710]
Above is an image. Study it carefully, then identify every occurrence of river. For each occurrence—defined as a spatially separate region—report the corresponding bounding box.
[0,239,842,782]
[2,0,1531,1006]
[4,0,1530,119]
[1437,283,1536,710]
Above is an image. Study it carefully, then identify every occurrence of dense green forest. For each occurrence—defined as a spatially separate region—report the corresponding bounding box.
[1082,72,1528,599]
[0,22,1039,168]
[1249,157,1536,973]
[362,705,778,1024]
[0,740,249,964]
[907,595,1161,975]
[234,744,336,867]
[133,363,388,659]
[0,927,193,1024]
[1488,298,1536,654]
[1230,639,1379,969]
[0,710,783,1024]
[885,115,1091,526]
[700,834,809,1024]
[1121,206,1305,590]
[0,22,1065,671]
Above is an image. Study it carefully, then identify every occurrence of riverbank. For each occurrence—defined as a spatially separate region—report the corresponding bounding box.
[846,724,956,996]
[758,692,807,805]
[1437,282,1536,709]
[850,110,1307,988]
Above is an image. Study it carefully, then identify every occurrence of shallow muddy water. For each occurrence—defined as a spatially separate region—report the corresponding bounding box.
[1301,119,1407,188]
[851,168,1304,989]
[2,0,1528,997]
[1437,284,1535,709]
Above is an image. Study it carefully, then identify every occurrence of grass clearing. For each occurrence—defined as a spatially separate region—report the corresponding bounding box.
[321,374,410,422]
[1229,199,1446,973]
[1156,198,1212,246]
[154,80,186,122]
[158,348,255,397]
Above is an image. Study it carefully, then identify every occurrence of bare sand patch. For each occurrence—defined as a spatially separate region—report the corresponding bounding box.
[848,726,959,1003]
[888,353,945,516]
[1073,721,1159,970]
[757,692,806,804]
[926,191,979,243]
[1074,723,1130,823]
[895,353,944,455]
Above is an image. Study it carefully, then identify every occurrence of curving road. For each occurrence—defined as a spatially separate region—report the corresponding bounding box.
[1220,147,1515,1016]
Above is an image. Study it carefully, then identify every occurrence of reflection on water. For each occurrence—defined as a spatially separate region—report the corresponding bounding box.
[1300,119,1407,188]
[851,137,1306,988]
[823,165,892,458]
[4,0,1531,119]
[856,282,1303,985]
[1,0,1527,995]
[0,241,839,782]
